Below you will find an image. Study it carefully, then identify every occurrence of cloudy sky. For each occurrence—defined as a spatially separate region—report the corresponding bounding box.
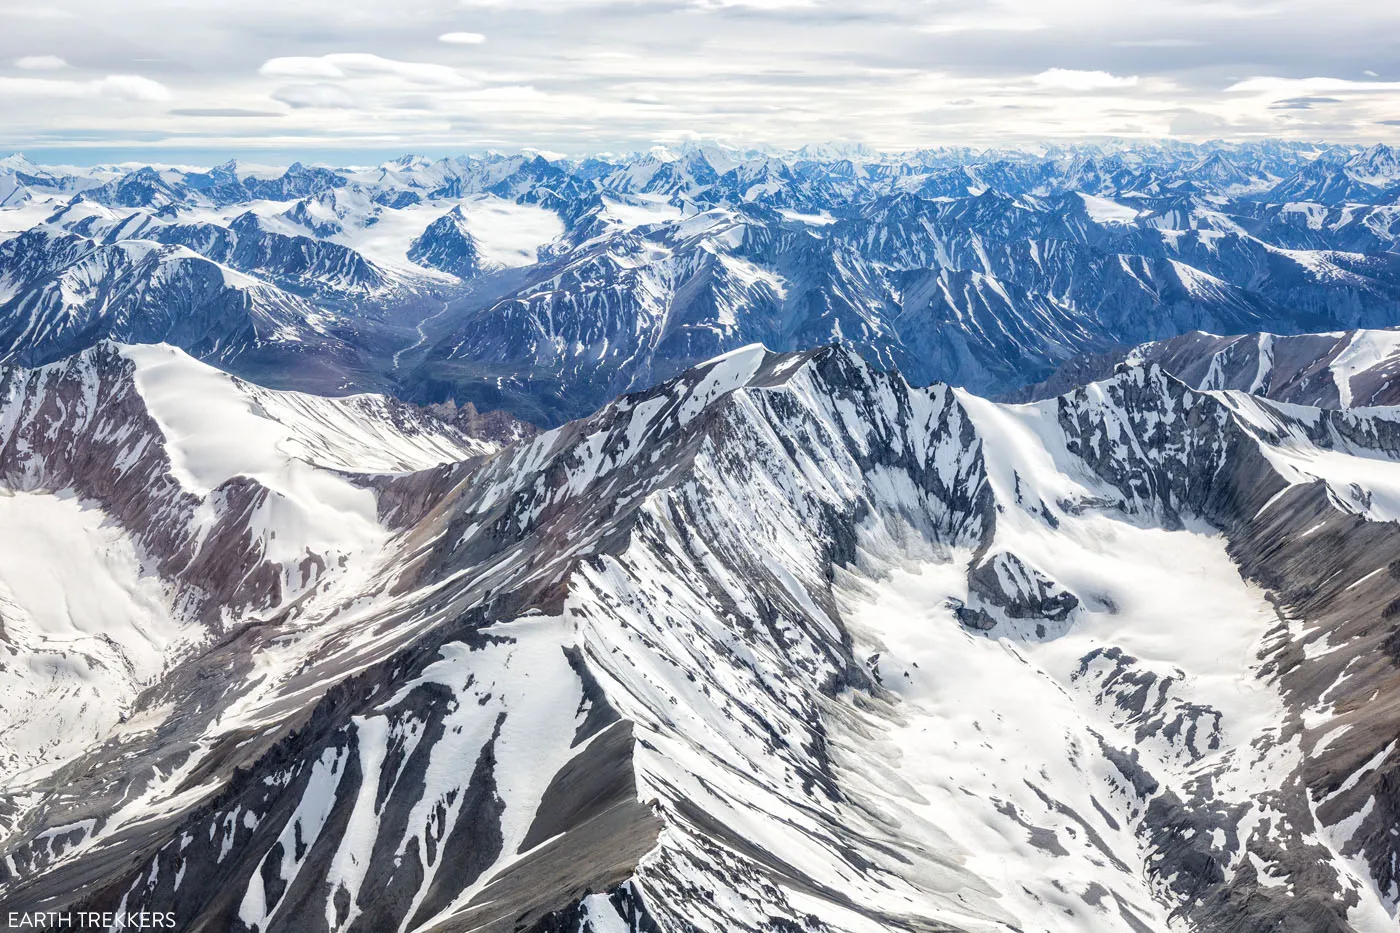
[2,0,1398,162]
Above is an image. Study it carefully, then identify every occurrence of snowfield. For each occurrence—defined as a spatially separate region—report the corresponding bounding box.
[0,489,189,782]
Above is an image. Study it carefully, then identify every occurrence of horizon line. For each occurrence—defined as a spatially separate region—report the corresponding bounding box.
[3,136,1391,170]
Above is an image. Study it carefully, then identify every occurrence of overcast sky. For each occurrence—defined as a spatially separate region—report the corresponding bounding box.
[2,0,1398,163]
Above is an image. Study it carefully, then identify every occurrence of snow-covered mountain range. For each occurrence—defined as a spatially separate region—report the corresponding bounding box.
[5,139,1400,931]
[5,141,1400,424]
[2,334,1400,932]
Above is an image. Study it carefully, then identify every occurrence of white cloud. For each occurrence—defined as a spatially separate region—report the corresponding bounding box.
[0,73,169,101]
[1031,68,1140,91]
[1,0,1399,154]
[98,75,172,101]
[259,57,346,79]
[14,55,68,70]
[1225,76,1400,94]
[0,77,90,98]
[1112,38,1204,48]
[690,0,817,8]
[458,0,616,5]
[271,83,357,109]
[259,53,472,87]
[916,18,1046,35]
[0,5,75,19]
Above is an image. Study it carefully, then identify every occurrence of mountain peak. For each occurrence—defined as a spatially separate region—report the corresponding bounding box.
[0,152,38,173]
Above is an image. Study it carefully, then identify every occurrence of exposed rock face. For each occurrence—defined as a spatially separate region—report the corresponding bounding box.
[1010,328,1400,409]
[408,207,485,280]
[0,227,341,368]
[1,342,1399,933]
[153,212,388,296]
[968,551,1080,623]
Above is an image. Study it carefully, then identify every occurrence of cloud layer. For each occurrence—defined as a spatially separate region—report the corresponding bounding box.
[0,0,1397,158]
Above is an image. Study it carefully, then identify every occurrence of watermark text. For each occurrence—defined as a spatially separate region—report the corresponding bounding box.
[6,912,177,930]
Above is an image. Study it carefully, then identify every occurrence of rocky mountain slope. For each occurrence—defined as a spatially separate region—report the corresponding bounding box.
[2,341,1399,932]
[1008,328,1400,408]
[0,342,520,782]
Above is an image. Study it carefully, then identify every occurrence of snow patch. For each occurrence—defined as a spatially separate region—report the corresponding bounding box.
[0,489,191,781]
[455,195,564,267]
[1079,192,1140,225]
[1328,330,1400,408]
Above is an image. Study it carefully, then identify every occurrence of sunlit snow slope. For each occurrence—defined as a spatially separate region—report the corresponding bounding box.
[0,343,508,783]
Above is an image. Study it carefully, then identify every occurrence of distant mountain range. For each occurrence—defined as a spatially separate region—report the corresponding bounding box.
[4,140,1400,424]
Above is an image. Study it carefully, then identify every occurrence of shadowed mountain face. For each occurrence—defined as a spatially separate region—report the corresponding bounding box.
[3,339,1400,933]
[5,142,1400,425]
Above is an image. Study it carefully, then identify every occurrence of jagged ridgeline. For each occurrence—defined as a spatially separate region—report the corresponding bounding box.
[2,338,1399,933]
[3,142,1400,425]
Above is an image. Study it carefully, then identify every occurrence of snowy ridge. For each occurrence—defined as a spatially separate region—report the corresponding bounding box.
[123,343,497,484]
[1017,328,1400,411]
[0,343,507,786]
[0,226,343,366]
